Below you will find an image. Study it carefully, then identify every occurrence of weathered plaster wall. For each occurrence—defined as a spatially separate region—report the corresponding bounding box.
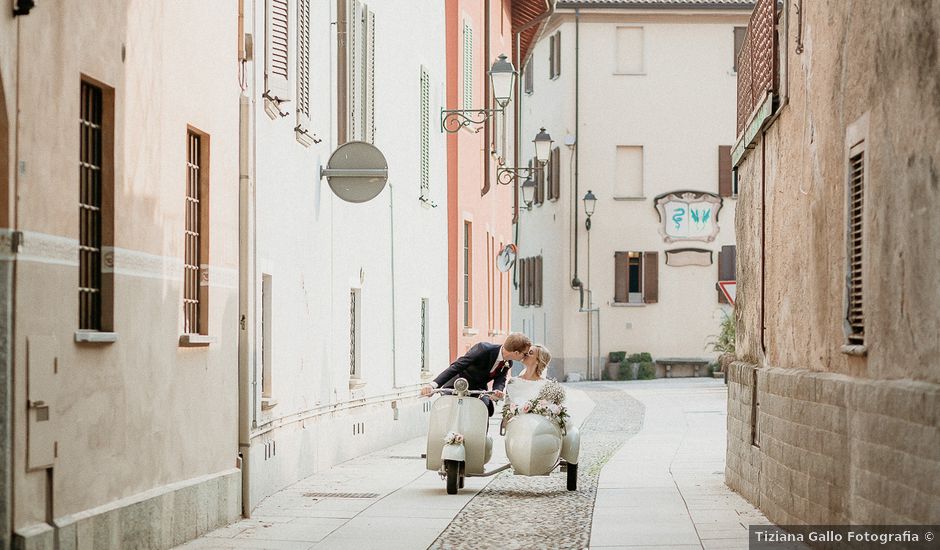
[728,0,940,525]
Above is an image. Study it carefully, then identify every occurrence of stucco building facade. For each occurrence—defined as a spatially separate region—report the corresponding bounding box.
[726,0,940,525]
[512,0,751,379]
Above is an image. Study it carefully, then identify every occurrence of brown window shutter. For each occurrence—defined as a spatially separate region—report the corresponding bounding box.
[546,150,554,200]
[554,32,561,77]
[549,35,555,78]
[717,244,737,303]
[525,258,532,306]
[336,0,348,143]
[551,147,560,200]
[614,252,628,303]
[528,258,534,305]
[518,258,525,306]
[643,251,659,303]
[536,256,543,305]
[718,145,732,197]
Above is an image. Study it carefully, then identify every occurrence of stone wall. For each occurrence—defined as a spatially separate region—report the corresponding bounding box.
[727,362,940,525]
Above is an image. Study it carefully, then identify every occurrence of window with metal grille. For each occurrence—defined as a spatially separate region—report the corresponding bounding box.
[350,289,361,377]
[183,131,203,334]
[420,298,429,373]
[79,81,103,330]
[462,21,473,110]
[463,221,472,327]
[846,149,865,345]
[420,66,430,200]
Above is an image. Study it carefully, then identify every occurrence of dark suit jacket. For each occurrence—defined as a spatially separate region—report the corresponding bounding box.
[434,342,509,393]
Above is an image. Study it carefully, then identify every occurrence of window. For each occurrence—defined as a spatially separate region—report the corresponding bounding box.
[733,26,747,72]
[261,274,273,397]
[420,66,430,201]
[420,298,429,373]
[295,0,314,143]
[845,147,865,346]
[549,31,561,79]
[183,129,210,335]
[518,256,543,306]
[614,146,643,198]
[616,27,644,74]
[350,288,361,377]
[79,79,114,332]
[462,20,473,110]
[463,221,472,327]
[732,167,740,196]
[718,145,733,197]
[718,245,736,303]
[524,59,534,94]
[265,0,291,106]
[614,251,658,304]
[338,0,375,143]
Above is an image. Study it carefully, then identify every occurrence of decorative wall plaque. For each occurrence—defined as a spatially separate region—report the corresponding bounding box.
[664,248,713,267]
[653,190,723,243]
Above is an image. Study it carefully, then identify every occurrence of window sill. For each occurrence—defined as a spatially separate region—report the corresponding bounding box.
[349,377,367,390]
[613,72,647,76]
[840,344,867,357]
[261,397,278,411]
[613,196,647,201]
[74,331,118,344]
[179,334,217,347]
[610,302,646,307]
[462,327,479,336]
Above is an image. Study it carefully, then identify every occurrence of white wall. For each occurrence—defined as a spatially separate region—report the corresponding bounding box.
[514,11,748,377]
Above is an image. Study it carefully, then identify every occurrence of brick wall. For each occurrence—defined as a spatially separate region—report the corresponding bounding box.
[727,362,940,525]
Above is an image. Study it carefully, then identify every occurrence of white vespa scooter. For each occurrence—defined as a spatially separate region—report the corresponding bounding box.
[425,378,580,494]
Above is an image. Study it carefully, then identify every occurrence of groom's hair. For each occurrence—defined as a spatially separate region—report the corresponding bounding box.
[503,332,532,353]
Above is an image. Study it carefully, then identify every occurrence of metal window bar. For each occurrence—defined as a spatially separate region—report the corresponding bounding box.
[847,151,864,344]
[184,131,202,334]
[79,82,103,330]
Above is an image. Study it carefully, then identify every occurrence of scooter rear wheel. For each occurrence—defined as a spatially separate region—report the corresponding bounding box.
[444,460,460,494]
[567,463,578,491]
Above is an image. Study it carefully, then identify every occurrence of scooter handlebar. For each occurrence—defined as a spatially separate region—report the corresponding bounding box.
[429,388,501,399]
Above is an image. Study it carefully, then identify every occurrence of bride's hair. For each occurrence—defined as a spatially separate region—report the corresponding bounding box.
[533,345,552,377]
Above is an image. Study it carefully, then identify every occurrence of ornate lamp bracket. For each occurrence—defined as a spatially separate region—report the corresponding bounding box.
[440,108,503,134]
[495,166,541,186]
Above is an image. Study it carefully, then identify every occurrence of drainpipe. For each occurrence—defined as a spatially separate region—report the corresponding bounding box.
[481,0,491,197]
[571,7,581,290]
[389,183,398,387]
[513,30,521,289]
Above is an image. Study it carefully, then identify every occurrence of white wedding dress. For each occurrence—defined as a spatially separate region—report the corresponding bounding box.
[505,377,547,407]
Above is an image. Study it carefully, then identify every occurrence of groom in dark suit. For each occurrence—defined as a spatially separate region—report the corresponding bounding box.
[421,332,532,416]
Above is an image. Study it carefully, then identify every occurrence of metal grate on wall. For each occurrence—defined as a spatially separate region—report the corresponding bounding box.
[846,151,864,344]
[79,82,103,330]
[183,131,202,334]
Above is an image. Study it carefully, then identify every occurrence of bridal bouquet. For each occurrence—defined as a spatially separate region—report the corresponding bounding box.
[443,431,465,445]
[501,380,569,431]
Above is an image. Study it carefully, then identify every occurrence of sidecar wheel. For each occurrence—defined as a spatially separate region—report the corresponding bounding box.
[445,460,460,494]
[566,463,578,491]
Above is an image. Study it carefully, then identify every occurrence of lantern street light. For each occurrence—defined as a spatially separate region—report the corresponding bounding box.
[496,128,554,186]
[521,176,537,209]
[441,54,516,133]
[583,190,597,230]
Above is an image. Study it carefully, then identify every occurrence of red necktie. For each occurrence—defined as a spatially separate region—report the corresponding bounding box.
[490,360,508,378]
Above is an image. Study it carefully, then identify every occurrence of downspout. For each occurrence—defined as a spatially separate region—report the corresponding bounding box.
[481,0,491,197]
[512,30,521,290]
[571,7,580,290]
[389,183,397,387]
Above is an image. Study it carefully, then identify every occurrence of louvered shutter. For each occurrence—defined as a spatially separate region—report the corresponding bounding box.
[546,149,554,200]
[534,158,544,205]
[536,257,543,306]
[518,258,525,306]
[347,0,361,140]
[295,0,311,135]
[551,147,560,200]
[642,251,658,304]
[718,145,732,196]
[717,245,736,303]
[614,252,628,303]
[420,67,430,199]
[846,149,865,344]
[463,21,473,110]
[265,0,291,101]
[524,60,534,94]
[364,7,375,143]
[337,0,348,143]
[549,34,555,79]
[554,32,561,77]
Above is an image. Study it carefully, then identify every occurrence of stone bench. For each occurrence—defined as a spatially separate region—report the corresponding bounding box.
[655,358,711,378]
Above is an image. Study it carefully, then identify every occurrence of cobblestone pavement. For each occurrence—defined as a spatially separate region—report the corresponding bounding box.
[429,385,645,550]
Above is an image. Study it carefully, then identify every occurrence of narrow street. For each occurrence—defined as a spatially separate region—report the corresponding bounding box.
[179,379,771,549]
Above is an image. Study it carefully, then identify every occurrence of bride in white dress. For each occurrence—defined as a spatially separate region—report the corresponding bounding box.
[504,345,553,407]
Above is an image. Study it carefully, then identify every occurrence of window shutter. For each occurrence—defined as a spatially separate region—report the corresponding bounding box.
[554,32,561,77]
[527,258,534,306]
[718,145,732,197]
[518,258,525,306]
[524,60,534,94]
[463,21,473,110]
[551,147,560,200]
[365,7,375,143]
[642,251,658,303]
[534,157,544,205]
[336,0,347,143]
[295,0,311,135]
[614,252,628,303]
[347,0,360,140]
[733,27,747,72]
[546,149,554,200]
[717,244,736,303]
[549,34,555,79]
[535,256,543,306]
[420,67,430,199]
[265,0,291,100]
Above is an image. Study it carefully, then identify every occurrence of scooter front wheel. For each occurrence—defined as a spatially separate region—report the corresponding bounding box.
[444,460,460,494]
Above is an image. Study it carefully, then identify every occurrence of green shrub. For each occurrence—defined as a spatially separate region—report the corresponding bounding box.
[601,367,611,381]
[707,311,736,355]
[626,352,652,364]
[637,362,656,380]
[608,351,626,363]
[618,360,636,380]
[707,362,717,377]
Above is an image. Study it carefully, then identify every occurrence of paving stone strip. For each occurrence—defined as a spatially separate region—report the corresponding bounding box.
[429,384,645,550]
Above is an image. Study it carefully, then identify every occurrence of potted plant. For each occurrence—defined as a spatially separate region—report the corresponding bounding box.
[607,351,626,380]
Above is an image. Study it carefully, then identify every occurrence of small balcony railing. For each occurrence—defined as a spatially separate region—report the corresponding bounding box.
[736,0,778,137]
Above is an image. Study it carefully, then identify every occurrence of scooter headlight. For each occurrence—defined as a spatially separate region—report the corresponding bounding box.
[454,378,469,393]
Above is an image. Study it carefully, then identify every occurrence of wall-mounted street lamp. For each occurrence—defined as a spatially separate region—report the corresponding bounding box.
[496,128,554,185]
[441,54,516,133]
[521,177,537,210]
[583,190,597,230]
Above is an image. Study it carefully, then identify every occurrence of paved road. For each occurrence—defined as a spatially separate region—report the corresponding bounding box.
[178,379,772,549]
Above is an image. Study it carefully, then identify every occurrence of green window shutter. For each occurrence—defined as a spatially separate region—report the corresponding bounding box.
[463,22,473,110]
